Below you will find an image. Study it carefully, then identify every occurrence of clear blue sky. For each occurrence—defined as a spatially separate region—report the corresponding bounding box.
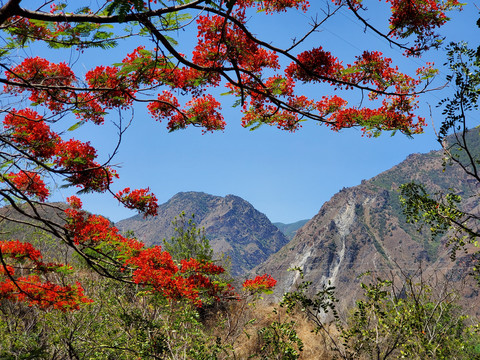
[43,2,477,224]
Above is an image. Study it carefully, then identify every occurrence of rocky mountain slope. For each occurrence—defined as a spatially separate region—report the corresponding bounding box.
[255,134,480,315]
[116,192,289,276]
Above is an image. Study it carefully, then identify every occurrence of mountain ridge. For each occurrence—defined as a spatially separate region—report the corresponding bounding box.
[116,191,289,276]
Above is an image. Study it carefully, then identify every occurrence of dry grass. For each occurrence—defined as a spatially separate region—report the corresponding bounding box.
[203,299,338,359]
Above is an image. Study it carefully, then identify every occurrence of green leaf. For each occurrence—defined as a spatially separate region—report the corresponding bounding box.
[67,121,84,131]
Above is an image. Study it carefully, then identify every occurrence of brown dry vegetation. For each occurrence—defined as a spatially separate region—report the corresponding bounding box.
[202,299,337,359]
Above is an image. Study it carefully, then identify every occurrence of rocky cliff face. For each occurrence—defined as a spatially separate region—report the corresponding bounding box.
[256,140,480,315]
[116,192,289,276]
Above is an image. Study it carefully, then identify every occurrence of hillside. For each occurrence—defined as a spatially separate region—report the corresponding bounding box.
[116,192,289,276]
[255,131,480,316]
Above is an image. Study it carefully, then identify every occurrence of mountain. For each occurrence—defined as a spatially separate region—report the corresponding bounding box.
[116,192,289,276]
[255,133,480,316]
[274,220,309,241]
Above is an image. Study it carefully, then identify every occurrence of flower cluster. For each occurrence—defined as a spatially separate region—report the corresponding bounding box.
[4,16,53,45]
[121,47,219,93]
[126,248,230,306]
[0,275,92,311]
[316,95,425,136]
[0,240,42,263]
[387,0,463,54]
[285,47,343,82]
[85,65,135,109]
[343,51,420,93]
[2,109,118,194]
[6,57,75,112]
[0,240,92,311]
[147,91,181,118]
[235,0,310,13]
[116,187,159,217]
[184,95,225,132]
[55,139,118,192]
[0,240,71,273]
[3,109,60,159]
[193,14,279,73]
[65,196,140,249]
[180,258,225,275]
[226,74,305,131]
[7,171,50,202]
[73,93,106,125]
[148,93,225,133]
[243,274,277,293]
[283,49,426,135]
[332,0,463,55]
[3,12,90,50]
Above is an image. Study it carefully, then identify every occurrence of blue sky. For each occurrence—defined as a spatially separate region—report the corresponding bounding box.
[41,2,478,224]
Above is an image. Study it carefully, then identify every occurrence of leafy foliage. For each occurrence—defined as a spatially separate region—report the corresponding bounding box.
[281,268,480,360]
[342,275,478,360]
[163,212,214,262]
[255,314,304,360]
[399,41,480,281]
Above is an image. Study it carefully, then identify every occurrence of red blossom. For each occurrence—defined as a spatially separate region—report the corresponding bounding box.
[193,14,279,73]
[5,57,75,112]
[3,109,60,159]
[66,195,82,209]
[286,47,343,82]
[148,91,181,119]
[65,201,145,264]
[74,93,106,124]
[184,95,225,132]
[8,171,50,202]
[126,247,231,306]
[180,258,225,275]
[85,65,135,108]
[116,187,159,217]
[149,93,225,132]
[235,0,309,13]
[63,199,232,306]
[54,139,118,192]
[3,110,118,192]
[0,240,42,263]
[243,274,277,293]
[332,0,463,55]
[0,240,92,311]
[65,209,121,246]
[3,16,52,43]
[0,275,92,311]
[126,246,183,296]
[316,95,348,115]
[387,0,462,54]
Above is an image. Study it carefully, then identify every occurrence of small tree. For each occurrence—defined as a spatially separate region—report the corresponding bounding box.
[163,212,214,262]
